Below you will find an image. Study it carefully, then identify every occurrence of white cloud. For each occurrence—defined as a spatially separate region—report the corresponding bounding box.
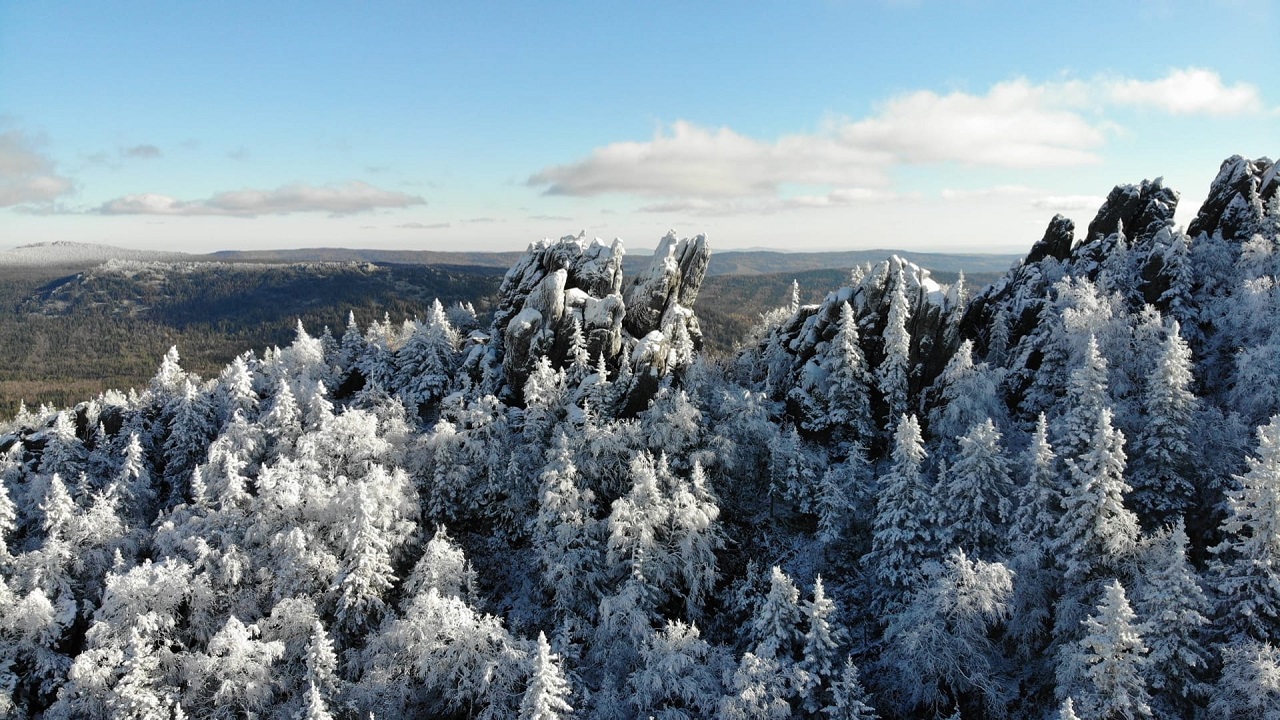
[0,130,74,207]
[530,80,1105,203]
[640,187,899,216]
[396,221,450,229]
[121,144,162,159]
[839,79,1106,167]
[530,121,890,198]
[97,181,425,217]
[1106,68,1262,116]
[941,185,1037,201]
[1030,194,1107,212]
[528,67,1264,213]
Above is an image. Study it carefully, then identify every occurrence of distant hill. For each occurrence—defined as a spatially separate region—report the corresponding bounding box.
[205,247,526,267]
[706,249,1021,276]
[0,241,191,266]
[2,240,1022,279]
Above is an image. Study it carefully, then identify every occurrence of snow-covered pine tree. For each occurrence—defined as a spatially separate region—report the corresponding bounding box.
[1213,413,1280,644]
[1007,414,1064,650]
[927,340,1004,449]
[825,301,875,444]
[532,433,601,618]
[627,620,724,720]
[1056,579,1153,720]
[396,299,459,413]
[1133,519,1210,713]
[935,418,1014,560]
[518,631,573,720]
[1130,321,1200,527]
[870,415,933,609]
[752,566,803,661]
[1054,334,1110,464]
[799,575,843,713]
[882,549,1013,716]
[824,657,880,720]
[1208,638,1280,719]
[333,480,397,635]
[876,266,912,426]
[1057,407,1138,586]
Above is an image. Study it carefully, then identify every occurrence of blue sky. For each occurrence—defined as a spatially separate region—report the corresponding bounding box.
[1,0,1276,254]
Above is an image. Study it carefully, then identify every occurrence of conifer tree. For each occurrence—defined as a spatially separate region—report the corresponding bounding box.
[0,469,17,559]
[532,434,600,617]
[1057,407,1138,586]
[334,480,397,633]
[883,549,1013,715]
[824,657,879,720]
[627,620,722,720]
[877,266,912,424]
[928,340,1004,448]
[870,415,933,607]
[936,418,1014,559]
[800,576,843,713]
[1057,580,1153,720]
[1133,520,1210,711]
[396,299,459,411]
[1213,413,1280,643]
[1055,335,1110,463]
[1130,321,1200,526]
[753,566,803,661]
[519,632,573,720]
[825,301,875,443]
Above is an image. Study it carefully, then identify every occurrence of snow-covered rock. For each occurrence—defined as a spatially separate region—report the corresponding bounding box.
[478,231,709,409]
[1188,155,1277,240]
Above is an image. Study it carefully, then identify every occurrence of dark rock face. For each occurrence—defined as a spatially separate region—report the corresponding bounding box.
[623,231,710,343]
[750,255,959,429]
[489,233,627,395]
[1188,155,1278,240]
[1025,215,1075,265]
[479,231,710,408]
[1084,177,1180,246]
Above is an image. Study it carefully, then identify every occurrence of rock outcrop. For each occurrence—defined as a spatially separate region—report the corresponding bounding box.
[1187,155,1278,240]
[476,231,710,409]
[743,255,960,431]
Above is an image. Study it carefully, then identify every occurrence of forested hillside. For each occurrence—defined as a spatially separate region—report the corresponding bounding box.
[0,254,1002,414]
[1,155,1278,719]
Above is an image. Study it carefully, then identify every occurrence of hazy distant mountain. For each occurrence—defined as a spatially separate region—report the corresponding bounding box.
[706,248,1022,276]
[0,241,192,266]
[205,247,526,267]
[2,240,1023,279]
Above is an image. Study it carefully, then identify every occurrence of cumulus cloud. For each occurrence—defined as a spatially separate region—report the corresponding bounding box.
[838,79,1106,167]
[122,144,162,159]
[528,67,1264,212]
[640,187,899,216]
[0,130,74,207]
[1030,194,1108,212]
[941,185,1037,201]
[529,120,891,198]
[1106,68,1262,116]
[96,181,425,217]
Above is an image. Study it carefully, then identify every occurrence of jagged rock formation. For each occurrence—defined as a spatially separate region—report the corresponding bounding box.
[741,255,961,433]
[475,230,711,409]
[488,233,627,394]
[1188,155,1278,240]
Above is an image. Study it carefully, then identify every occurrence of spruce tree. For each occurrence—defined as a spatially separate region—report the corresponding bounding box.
[1213,413,1280,643]
[876,266,912,425]
[936,418,1014,560]
[518,632,573,720]
[1057,580,1153,720]
[1130,321,1199,526]
[870,415,933,608]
